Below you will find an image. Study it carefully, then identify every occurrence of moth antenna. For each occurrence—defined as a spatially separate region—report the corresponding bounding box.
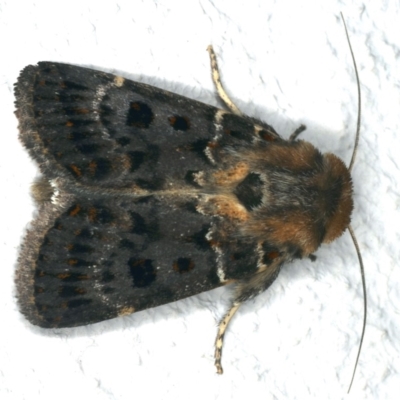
[341,12,361,172]
[347,225,367,393]
[340,13,366,392]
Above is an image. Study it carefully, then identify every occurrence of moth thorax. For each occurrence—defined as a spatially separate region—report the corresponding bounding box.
[320,153,353,244]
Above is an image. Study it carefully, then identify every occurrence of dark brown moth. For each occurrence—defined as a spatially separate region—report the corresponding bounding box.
[14,16,364,386]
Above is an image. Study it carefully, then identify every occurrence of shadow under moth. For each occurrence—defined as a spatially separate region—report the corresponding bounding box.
[14,18,365,387]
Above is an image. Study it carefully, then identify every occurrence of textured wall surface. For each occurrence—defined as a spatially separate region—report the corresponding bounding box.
[1,1,399,399]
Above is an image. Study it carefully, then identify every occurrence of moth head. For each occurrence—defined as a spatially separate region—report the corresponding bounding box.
[320,152,353,244]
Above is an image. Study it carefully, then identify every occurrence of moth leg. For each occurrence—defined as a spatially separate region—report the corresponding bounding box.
[214,261,281,373]
[215,301,241,374]
[289,124,307,141]
[207,45,243,116]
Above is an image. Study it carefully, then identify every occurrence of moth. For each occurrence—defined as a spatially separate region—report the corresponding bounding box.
[14,35,362,377]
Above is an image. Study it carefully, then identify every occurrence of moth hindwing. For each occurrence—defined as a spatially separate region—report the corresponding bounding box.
[14,49,353,373]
